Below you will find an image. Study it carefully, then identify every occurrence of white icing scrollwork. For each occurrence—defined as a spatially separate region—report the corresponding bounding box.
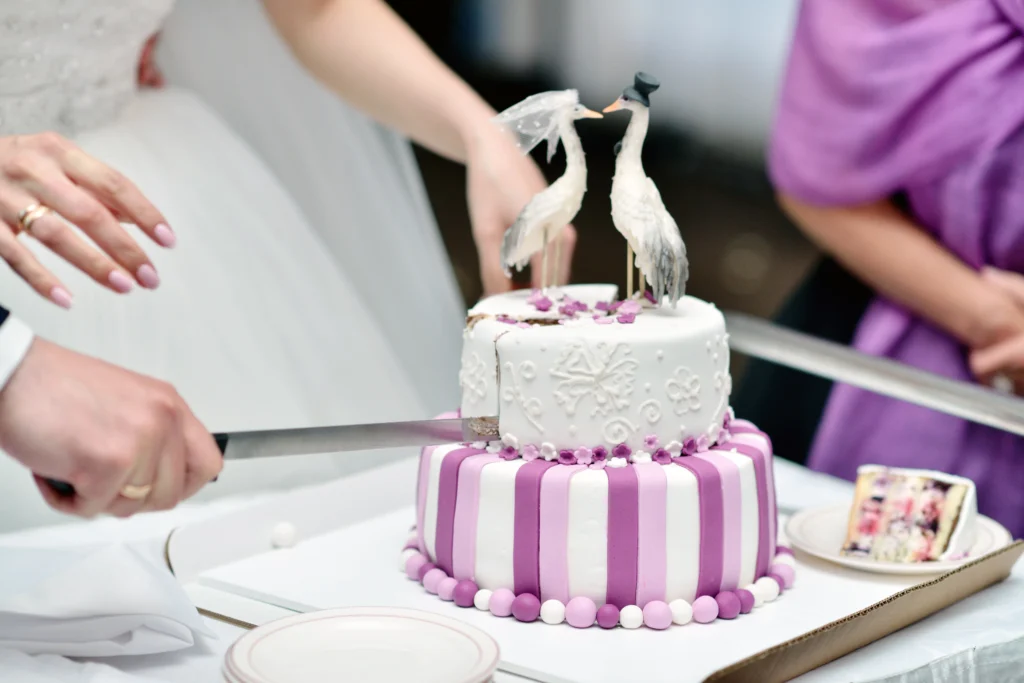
[603,416,639,445]
[665,367,701,415]
[501,361,545,432]
[638,399,662,425]
[458,352,488,405]
[550,342,639,418]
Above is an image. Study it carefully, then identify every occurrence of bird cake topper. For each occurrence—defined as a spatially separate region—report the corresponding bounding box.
[492,89,602,291]
[604,72,689,306]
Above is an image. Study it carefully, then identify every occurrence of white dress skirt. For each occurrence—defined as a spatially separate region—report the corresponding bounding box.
[0,0,466,530]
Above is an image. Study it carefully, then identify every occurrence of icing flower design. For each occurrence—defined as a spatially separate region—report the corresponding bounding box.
[633,450,652,464]
[499,446,519,461]
[540,442,558,461]
[665,367,702,415]
[665,440,683,456]
[501,433,519,450]
[681,437,698,456]
[558,450,577,465]
[521,444,540,461]
[644,434,659,450]
[612,443,632,459]
[551,341,638,418]
[592,445,608,462]
[574,447,594,465]
[653,448,673,465]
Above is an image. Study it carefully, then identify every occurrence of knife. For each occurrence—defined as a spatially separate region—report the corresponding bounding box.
[43,313,1024,498]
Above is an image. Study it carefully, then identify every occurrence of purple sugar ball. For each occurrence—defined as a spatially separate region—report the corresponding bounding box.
[437,577,458,601]
[422,568,446,594]
[771,563,796,589]
[565,596,598,628]
[416,562,438,583]
[489,588,516,617]
[404,553,427,581]
[692,595,719,624]
[736,589,755,614]
[511,593,541,622]
[453,580,478,608]
[596,604,620,629]
[769,573,787,595]
[715,592,741,620]
[642,601,673,630]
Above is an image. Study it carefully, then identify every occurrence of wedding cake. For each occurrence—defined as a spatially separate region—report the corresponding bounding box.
[401,285,794,629]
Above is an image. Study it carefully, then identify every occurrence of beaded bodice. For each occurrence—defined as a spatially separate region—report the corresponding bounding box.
[0,1,175,137]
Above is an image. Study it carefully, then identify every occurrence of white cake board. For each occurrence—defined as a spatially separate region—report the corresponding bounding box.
[166,458,1023,683]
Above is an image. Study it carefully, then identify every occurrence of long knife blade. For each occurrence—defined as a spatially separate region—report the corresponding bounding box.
[723,311,1024,437]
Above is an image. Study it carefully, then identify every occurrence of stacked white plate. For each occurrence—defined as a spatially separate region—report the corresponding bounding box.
[223,607,500,683]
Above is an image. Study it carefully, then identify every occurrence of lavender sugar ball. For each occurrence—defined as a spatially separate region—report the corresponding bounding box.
[642,601,673,630]
[715,592,741,620]
[736,589,755,614]
[771,563,796,589]
[453,580,478,608]
[422,568,446,594]
[596,604,620,629]
[565,597,598,628]
[692,595,719,623]
[489,588,516,617]
[437,577,458,601]
[416,562,437,583]
[512,594,541,623]
[404,553,427,581]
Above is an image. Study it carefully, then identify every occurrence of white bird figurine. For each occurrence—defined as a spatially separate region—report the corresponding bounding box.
[604,72,688,306]
[493,89,602,290]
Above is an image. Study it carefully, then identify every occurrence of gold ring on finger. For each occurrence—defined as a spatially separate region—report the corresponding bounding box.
[119,483,152,500]
[16,203,51,236]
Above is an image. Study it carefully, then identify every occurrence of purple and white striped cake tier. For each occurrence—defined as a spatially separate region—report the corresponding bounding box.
[407,418,790,629]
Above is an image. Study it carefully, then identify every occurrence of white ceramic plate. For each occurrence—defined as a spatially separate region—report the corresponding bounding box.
[785,503,1013,575]
[222,606,500,683]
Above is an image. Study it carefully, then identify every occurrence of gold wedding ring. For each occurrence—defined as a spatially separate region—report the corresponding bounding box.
[16,203,51,235]
[119,483,152,500]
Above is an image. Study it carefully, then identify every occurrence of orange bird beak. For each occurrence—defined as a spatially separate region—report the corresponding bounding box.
[580,108,603,119]
[603,99,624,113]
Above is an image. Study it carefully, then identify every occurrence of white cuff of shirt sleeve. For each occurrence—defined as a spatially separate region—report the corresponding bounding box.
[0,315,34,392]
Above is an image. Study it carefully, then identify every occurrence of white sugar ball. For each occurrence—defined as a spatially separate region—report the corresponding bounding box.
[474,589,493,611]
[399,548,418,571]
[744,583,764,608]
[773,554,796,568]
[270,522,297,549]
[755,576,780,603]
[620,605,644,629]
[541,599,566,625]
[669,599,693,625]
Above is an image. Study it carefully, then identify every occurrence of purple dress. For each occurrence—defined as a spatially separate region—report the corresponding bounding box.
[769,0,1024,537]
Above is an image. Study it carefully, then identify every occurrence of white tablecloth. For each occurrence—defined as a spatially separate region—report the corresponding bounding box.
[0,459,1020,683]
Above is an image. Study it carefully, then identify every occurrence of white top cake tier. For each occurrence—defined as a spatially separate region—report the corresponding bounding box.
[458,285,732,455]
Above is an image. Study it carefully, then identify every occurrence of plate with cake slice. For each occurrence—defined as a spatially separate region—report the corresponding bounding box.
[785,465,1013,575]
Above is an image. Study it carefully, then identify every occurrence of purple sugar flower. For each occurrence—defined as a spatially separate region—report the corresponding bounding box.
[595,300,621,312]
[722,409,733,430]
[697,434,711,452]
[558,450,578,465]
[618,299,642,315]
[644,434,659,449]
[612,443,632,459]
[682,437,698,456]
[653,448,673,465]
[592,445,608,461]
[530,296,553,312]
[574,447,593,465]
[595,316,614,325]
[521,444,540,461]
[499,446,519,461]
[558,297,589,317]
[590,458,607,470]
[616,313,636,324]
[517,322,531,329]
[496,314,517,325]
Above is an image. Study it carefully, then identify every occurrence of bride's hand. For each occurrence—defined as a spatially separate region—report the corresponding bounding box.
[968,267,1024,394]
[465,126,576,296]
[0,132,175,307]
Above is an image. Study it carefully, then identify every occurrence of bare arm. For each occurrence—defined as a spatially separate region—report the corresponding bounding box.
[777,194,1024,349]
[261,0,498,163]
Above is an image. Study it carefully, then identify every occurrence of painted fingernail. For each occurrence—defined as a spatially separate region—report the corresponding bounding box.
[50,286,72,309]
[154,223,176,248]
[137,264,160,289]
[109,270,134,292]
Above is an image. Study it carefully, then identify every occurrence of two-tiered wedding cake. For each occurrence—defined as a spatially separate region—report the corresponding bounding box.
[402,285,794,629]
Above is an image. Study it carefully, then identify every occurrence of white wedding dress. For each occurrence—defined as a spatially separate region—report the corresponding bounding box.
[0,0,466,530]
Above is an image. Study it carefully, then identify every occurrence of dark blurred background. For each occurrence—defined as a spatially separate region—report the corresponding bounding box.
[390,0,816,380]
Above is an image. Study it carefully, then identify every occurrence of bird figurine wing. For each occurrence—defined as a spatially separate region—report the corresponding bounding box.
[500,183,570,273]
[620,177,689,305]
[491,89,580,163]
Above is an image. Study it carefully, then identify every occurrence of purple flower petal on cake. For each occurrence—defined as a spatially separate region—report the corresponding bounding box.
[616,313,636,324]
[558,450,577,466]
[644,434,659,449]
[612,443,632,459]
[517,322,531,329]
[530,296,553,312]
[723,407,734,429]
[696,434,711,452]
[521,444,540,461]
[682,437,698,456]
[526,289,545,304]
[618,299,642,315]
[592,445,608,461]
[574,447,593,465]
[644,289,657,304]
[653,448,673,465]
[595,316,615,325]
[499,446,519,461]
[590,459,607,470]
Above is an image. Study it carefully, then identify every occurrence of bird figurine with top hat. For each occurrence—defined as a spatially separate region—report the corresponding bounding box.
[604,72,688,306]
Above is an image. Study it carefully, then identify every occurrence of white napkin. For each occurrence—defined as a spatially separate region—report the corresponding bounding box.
[0,543,212,657]
[0,648,165,682]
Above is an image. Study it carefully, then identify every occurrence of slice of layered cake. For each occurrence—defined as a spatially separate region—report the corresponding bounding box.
[841,465,977,562]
